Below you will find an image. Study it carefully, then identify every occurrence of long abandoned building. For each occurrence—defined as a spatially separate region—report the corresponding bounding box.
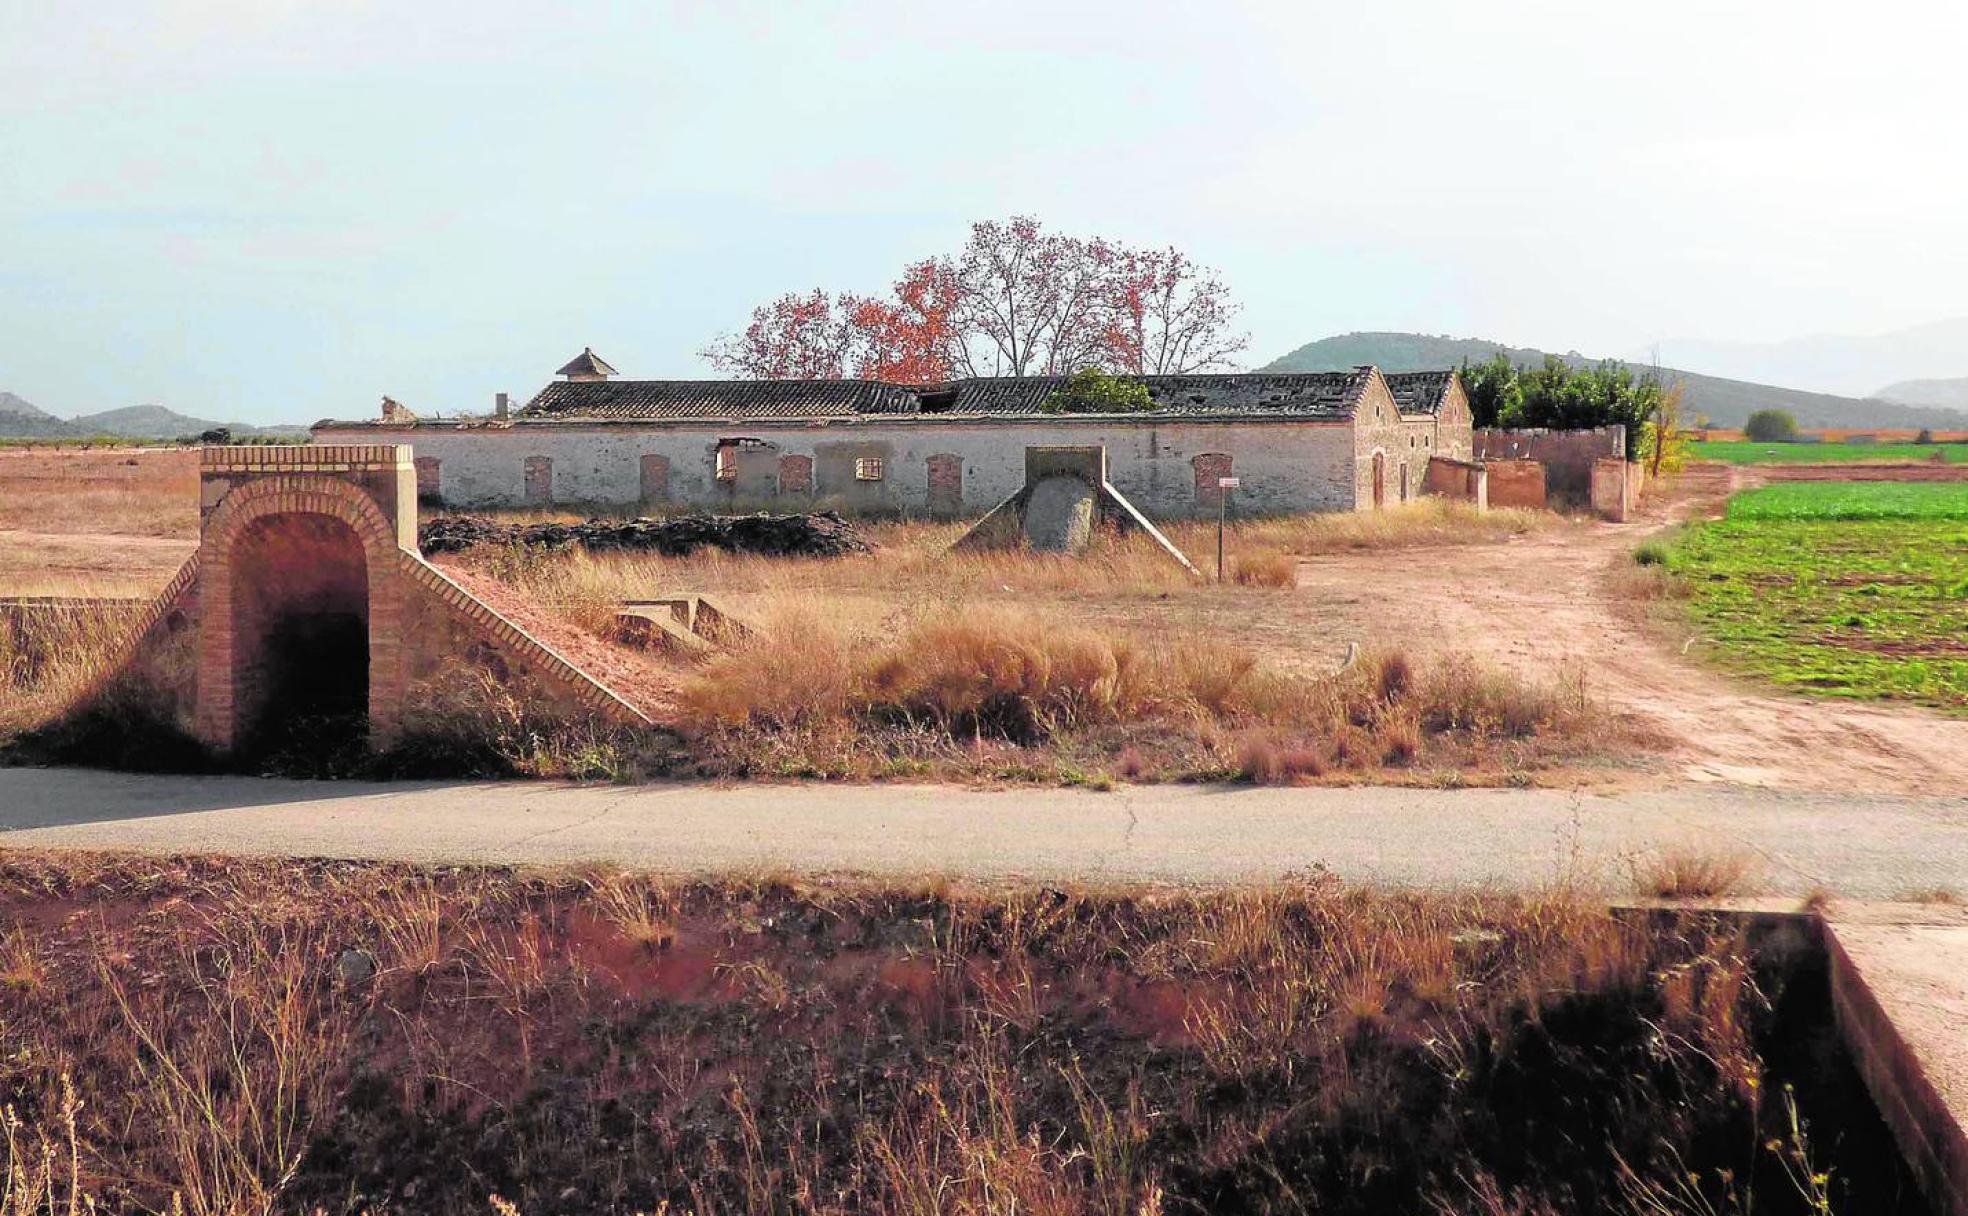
[312,350,1474,518]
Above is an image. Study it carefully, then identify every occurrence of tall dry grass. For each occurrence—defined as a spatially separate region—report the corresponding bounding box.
[0,854,1869,1216]
[0,595,191,765]
[669,597,1616,782]
[4,855,1908,1215]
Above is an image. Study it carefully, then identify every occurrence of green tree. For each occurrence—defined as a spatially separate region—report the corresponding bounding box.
[1458,353,1521,428]
[1038,367,1155,415]
[1744,409,1800,442]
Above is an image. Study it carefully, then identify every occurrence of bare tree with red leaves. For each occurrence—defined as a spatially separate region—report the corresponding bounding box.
[1100,246,1249,375]
[699,289,857,379]
[704,217,1247,382]
[843,258,960,384]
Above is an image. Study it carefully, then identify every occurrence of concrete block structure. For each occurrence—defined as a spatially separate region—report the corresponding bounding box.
[119,445,648,758]
[313,352,1476,520]
[955,446,1199,575]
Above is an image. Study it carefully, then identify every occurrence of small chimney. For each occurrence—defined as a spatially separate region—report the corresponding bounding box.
[494,391,510,421]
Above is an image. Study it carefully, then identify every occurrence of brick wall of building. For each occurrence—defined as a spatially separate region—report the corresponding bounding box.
[321,418,1370,518]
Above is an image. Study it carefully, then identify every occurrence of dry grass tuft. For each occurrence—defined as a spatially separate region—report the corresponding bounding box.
[1632,845,1761,899]
[1229,548,1297,587]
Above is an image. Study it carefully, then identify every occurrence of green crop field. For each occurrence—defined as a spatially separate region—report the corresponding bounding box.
[1691,440,1968,465]
[1666,483,1968,709]
[1725,481,1968,521]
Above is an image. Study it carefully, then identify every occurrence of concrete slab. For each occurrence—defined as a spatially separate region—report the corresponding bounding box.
[1827,906,1968,1216]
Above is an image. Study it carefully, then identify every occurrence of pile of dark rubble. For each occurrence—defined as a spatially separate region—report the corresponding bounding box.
[418,511,874,559]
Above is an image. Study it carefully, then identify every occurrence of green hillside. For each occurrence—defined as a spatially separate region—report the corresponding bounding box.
[1261,332,1968,430]
[0,393,307,440]
[68,404,308,440]
[0,392,83,439]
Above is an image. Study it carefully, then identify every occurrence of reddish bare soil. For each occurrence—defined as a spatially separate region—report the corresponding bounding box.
[431,558,681,717]
[1296,465,1968,795]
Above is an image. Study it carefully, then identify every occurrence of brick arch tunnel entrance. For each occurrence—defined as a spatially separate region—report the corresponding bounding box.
[229,512,370,759]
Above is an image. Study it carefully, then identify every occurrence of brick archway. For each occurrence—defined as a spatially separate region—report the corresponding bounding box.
[195,474,410,752]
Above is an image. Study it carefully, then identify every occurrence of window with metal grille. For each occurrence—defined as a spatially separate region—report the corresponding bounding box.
[855,457,885,481]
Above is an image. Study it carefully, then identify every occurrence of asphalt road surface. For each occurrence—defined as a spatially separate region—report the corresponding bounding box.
[2,767,1964,897]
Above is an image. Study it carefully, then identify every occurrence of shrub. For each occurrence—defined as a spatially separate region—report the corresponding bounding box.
[1743,408,1800,442]
[1915,428,1936,445]
[1633,540,1670,566]
[1038,367,1155,415]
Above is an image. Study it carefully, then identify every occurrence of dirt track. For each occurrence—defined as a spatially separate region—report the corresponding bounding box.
[1296,466,1968,795]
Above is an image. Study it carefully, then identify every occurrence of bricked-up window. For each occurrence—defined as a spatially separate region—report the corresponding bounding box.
[926,453,963,515]
[1192,452,1233,509]
[639,454,671,504]
[523,455,553,506]
[413,456,441,503]
[855,457,885,482]
[779,454,813,494]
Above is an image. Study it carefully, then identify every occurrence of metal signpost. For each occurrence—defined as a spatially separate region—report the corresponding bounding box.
[1216,476,1240,581]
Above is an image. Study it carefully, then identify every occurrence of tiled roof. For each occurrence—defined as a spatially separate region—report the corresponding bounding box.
[515,371,1378,423]
[519,379,923,421]
[1384,370,1455,415]
[555,347,619,378]
[941,372,1373,419]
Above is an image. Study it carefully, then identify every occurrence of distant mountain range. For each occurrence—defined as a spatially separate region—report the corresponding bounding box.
[1260,333,1968,430]
[1874,376,1968,410]
[0,392,308,440]
[1647,317,1968,400]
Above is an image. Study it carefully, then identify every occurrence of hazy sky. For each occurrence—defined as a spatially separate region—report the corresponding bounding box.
[3,0,1965,424]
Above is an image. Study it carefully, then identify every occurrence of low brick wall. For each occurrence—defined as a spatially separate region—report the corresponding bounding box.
[1476,426,1625,499]
[1484,459,1546,510]
[1424,456,1488,509]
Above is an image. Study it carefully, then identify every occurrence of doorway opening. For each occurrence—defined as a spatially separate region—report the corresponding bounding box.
[230,513,370,766]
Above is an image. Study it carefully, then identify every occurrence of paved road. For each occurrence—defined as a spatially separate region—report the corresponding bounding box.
[2,767,1964,897]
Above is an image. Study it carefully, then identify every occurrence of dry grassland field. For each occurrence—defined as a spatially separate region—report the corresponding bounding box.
[0,447,197,596]
[5,448,1968,794]
[0,853,1927,1215]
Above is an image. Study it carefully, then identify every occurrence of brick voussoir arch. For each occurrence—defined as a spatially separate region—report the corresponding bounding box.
[202,476,402,557]
[196,474,409,752]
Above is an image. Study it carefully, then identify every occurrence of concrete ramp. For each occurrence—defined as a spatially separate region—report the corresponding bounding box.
[954,446,1200,577]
